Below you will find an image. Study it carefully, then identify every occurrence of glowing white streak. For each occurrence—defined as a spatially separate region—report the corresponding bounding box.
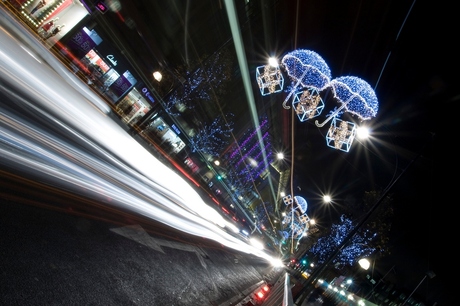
[0,126,267,256]
[0,20,279,262]
[0,11,111,114]
[0,27,223,228]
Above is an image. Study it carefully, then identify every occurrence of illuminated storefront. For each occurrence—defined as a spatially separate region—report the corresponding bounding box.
[2,0,186,155]
[9,0,89,46]
[116,86,151,126]
[142,116,185,154]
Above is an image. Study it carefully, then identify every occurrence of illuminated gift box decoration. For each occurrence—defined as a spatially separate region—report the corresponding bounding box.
[326,117,357,152]
[292,88,324,122]
[256,64,284,96]
[282,195,293,206]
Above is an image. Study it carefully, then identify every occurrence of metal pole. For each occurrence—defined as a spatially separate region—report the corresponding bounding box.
[401,275,427,305]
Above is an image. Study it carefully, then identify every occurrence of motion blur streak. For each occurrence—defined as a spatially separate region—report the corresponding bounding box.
[0,17,277,262]
[0,9,111,114]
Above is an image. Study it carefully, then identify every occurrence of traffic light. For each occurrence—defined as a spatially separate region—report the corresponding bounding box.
[301,258,307,265]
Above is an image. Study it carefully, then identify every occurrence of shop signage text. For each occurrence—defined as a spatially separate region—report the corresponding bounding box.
[142,87,155,103]
[95,1,109,14]
[106,54,118,66]
[171,124,181,135]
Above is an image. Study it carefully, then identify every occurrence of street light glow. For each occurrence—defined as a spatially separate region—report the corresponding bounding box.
[356,126,370,139]
[358,258,371,270]
[268,57,278,67]
[153,71,162,82]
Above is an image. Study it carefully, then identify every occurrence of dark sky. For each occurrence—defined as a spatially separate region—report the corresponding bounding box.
[274,0,453,304]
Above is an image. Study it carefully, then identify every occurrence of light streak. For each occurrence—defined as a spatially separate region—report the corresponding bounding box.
[0,16,279,264]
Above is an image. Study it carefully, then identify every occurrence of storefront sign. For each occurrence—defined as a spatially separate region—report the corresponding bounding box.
[95,1,109,14]
[142,87,155,104]
[171,124,181,135]
[68,30,98,58]
[106,55,118,66]
[109,75,132,98]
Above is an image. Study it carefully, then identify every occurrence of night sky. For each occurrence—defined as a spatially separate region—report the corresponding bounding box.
[273,0,453,304]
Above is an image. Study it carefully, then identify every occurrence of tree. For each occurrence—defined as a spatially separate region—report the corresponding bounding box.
[345,190,394,258]
[163,48,234,116]
[307,190,394,267]
[308,214,376,267]
[254,201,274,229]
[188,113,234,156]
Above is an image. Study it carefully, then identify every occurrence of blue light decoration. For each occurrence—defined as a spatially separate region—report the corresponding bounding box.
[280,49,331,110]
[256,63,284,96]
[280,195,310,240]
[308,214,376,267]
[189,113,234,156]
[316,76,379,127]
[315,76,379,152]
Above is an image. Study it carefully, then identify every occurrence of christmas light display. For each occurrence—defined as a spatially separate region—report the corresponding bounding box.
[256,48,379,152]
[256,64,284,96]
[292,87,325,122]
[280,195,310,240]
[316,76,379,127]
[281,49,332,109]
[281,49,332,92]
[326,117,357,152]
[223,116,273,206]
[189,113,234,156]
[307,214,376,267]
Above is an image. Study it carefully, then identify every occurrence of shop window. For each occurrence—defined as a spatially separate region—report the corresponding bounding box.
[149,118,185,153]
[116,88,151,125]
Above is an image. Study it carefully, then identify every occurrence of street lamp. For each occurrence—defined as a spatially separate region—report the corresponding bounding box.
[358,258,371,270]
[153,71,163,82]
[359,258,397,302]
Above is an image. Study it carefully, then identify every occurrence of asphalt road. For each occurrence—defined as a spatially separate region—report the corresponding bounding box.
[0,199,280,306]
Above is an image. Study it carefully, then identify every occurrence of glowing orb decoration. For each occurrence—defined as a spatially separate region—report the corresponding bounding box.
[326,117,357,152]
[292,88,324,122]
[281,49,332,92]
[280,195,310,240]
[280,216,308,240]
[294,196,308,213]
[256,64,284,96]
[316,76,378,127]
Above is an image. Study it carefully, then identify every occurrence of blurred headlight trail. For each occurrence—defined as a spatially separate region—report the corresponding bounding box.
[0,9,111,115]
[0,20,277,262]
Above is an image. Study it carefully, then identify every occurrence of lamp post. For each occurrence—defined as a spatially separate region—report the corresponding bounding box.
[401,271,436,305]
[359,258,397,302]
